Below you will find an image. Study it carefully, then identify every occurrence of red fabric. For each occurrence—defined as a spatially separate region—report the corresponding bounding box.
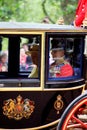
[74,0,87,26]
[0,64,2,71]
[56,64,73,77]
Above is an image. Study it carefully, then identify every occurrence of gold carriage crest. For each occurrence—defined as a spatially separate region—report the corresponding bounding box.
[2,95,35,120]
[54,95,64,114]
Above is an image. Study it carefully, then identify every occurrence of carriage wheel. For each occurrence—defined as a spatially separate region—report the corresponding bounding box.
[57,91,87,130]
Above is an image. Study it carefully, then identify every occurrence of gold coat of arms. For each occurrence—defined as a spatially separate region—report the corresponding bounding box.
[3,95,35,120]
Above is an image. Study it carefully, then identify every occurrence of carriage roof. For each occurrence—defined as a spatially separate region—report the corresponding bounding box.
[0,22,86,33]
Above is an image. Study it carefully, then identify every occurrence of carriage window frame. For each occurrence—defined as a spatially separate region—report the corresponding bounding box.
[45,32,85,85]
[0,33,42,88]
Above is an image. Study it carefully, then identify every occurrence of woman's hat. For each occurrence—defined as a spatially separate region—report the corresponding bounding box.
[25,44,39,55]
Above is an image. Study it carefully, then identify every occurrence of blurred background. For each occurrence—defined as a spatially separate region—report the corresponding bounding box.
[0,0,77,24]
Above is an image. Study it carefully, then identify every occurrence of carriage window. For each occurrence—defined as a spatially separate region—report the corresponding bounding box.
[0,37,8,72]
[19,35,41,79]
[46,34,84,83]
[0,34,41,87]
[49,38,74,78]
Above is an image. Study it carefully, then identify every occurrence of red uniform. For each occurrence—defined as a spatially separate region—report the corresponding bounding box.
[49,62,73,78]
[74,0,87,27]
[56,64,73,77]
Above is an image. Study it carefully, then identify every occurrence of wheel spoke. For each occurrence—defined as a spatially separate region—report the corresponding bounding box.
[67,123,87,128]
[71,114,87,128]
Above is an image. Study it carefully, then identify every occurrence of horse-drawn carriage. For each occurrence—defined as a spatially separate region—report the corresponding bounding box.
[0,22,86,129]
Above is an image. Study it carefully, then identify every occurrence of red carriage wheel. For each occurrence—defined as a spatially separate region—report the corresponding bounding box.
[57,91,87,130]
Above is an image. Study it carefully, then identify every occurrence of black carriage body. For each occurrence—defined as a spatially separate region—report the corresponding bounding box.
[0,22,86,129]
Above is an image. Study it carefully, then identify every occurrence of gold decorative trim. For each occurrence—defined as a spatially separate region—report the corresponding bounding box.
[0,28,87,33]
[0,87,42,91]
[0,31,45,91]
[3,95,35,120]
[44,84,85,91]
[0,84,85,91]
[40,32,45,90]
[0,31,44,34]
[82,85,86,94]
[54,95,64,114]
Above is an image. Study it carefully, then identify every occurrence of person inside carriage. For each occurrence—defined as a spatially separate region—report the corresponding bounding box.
[26,44,39,78]
[49,39,74,78]
[0,52,8,72]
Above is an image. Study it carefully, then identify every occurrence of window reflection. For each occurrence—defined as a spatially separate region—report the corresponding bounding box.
[0,37,8,72]
[19,36,40,78]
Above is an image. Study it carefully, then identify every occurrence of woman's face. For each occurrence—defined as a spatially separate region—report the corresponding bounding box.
[20,48,25,56]
[1,55,7,63]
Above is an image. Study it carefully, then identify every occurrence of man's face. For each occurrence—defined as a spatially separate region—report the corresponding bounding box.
[51,50,64,59]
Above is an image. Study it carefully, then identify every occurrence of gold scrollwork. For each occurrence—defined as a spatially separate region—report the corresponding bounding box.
[54,95,64,114]
[3,95,35,120]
